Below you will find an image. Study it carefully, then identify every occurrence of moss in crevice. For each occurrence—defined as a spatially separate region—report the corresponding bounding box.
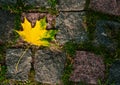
[62,58,74,85]
[63,41,78,56]
[84,0,90,10]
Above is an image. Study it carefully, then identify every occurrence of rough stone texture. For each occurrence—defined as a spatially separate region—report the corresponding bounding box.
[0,0,85,11]
[89,0,120,16]
[94,20,120,51]
[108,60,120,85]
[25,0,50,8]
[70,51,105,85]
[58,0,85,11]
[56,12,87,45]
[34,48,66,84]
[0,0,17,5]
[0,0,50,8]
[0,10,15,43]
[6,49,32,81]
[26,0,86,11]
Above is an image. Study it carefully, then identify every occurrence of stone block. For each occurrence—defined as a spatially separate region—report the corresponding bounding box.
[25,0,50,8]
[0,10,15,43]
[0,0,85,11]
[34,49,66,84]
[56,12,87,45]
[94,20,120,51]
[58,0,85,11]
[108,60,120,85]
[89,0,120,16]
[6,49,32,81]
[70,51,105,85]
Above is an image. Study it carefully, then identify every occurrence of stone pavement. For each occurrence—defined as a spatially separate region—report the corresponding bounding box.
[0,0,120,85]
[89,0,120,16]
[6,49,32,81]
[0,0,85,11]
[0,10,15,43]
[56,12,87,45]
[94,20,120,51]
[70,51,105,85]
[34,49,66,84]
[108,60,120,85]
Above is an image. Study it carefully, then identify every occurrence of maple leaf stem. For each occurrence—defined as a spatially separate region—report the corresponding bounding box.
[15,45,31,72]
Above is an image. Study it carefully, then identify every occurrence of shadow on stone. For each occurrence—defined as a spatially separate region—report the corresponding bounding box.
[108,60,120,85]
[0,10,15,43]
[94,20,120,51]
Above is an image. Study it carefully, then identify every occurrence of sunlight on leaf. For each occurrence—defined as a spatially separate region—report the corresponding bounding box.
[15,17,58,46]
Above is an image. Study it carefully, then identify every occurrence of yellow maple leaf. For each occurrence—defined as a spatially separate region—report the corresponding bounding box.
[15,17,50,46]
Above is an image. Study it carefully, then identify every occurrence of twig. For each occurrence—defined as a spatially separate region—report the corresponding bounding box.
[15,45,31,72]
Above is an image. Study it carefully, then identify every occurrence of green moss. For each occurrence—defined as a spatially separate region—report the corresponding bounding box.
[0,44,6,64]
[14,14,21,30]
[0,66,9,84]
[62,59,74,85]
[0,66,6,80]
[62,40,119,84]
[48,0,57,10]
[0,0,120,84]
[85,8,120,67]
[80,9,120,84]
[84,0,90,10]
[63,41,78,56]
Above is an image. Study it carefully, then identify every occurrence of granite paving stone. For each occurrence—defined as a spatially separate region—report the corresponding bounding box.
[0,10,15,43]
[0,0,86,11]
[1,0,119,84]
[0,0,50,8]
[108,60,120,85]
[70,51,105,85]
[34,48,66,84]
[58,0,85,11]
[89,0,120,16]
[94,20,120,51]
[25,0,50,8]
[6,49,32,81]
[56,12,87,45]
